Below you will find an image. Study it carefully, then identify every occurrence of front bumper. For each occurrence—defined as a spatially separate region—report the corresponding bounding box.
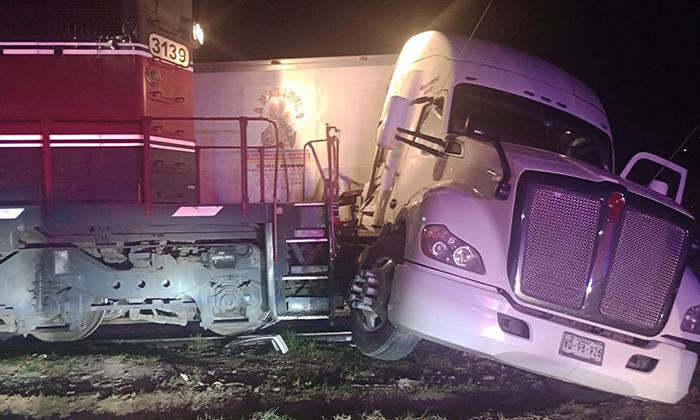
[388,261,697,403]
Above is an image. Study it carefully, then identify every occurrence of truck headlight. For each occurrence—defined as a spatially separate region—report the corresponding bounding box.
[681,305,700,334]
[420,225,485,274]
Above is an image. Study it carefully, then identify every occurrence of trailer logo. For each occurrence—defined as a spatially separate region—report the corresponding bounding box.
[254,87,306,148]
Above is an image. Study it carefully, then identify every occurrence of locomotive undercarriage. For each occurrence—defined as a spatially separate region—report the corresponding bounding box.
[0,204,276,341]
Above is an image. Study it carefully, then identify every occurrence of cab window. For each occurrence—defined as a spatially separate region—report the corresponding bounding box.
[417,95,445,138]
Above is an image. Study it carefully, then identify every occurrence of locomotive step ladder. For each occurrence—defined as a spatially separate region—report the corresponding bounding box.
[276,125,341,321]
[277,201,334,320]
[274,124,370,323]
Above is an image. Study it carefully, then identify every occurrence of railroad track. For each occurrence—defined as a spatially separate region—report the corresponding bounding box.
[0,320,353,354]
[87,330,352,351]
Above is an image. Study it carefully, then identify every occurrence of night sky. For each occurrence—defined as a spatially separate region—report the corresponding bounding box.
[193,0,700,211]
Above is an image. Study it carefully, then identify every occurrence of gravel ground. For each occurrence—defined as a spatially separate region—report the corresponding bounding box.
[0,331,698,420]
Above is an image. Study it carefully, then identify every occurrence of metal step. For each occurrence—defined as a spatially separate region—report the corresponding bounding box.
[298,205,326,229]
[286,297,330,313]
[277,313,330,321]
[293,202,326,207]
[294,228,326,238]
[282,274,329,281]
[290,265,328,274]
[286,237,328,243]
[358,228,379,238]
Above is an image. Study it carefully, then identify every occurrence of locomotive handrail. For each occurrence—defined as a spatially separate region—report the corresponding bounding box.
[195,144,282,204]
[324,124,340,325]
[325,124,340,261]
[0,115,282,261]
[0,115,281,208]
[299,126,340,258]
[301,139,329,202]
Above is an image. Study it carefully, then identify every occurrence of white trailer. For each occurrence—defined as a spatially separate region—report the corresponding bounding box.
[193,55,396,203]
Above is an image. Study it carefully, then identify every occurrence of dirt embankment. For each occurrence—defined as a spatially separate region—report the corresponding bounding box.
[0,333,698,420]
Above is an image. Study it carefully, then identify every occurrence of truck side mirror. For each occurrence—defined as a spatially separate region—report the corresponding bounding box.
[621,151,687,204]
[376,96,409,150]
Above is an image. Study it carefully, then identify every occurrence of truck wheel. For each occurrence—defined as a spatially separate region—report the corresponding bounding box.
[351,236,419,361]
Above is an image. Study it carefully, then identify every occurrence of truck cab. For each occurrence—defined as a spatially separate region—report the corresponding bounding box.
[350,31,700,403]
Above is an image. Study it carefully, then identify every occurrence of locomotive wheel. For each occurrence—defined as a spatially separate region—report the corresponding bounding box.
[31,310,105,342]
[351,236,419,361]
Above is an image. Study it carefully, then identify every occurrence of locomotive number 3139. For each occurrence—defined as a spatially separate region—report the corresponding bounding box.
[149,33,190,66]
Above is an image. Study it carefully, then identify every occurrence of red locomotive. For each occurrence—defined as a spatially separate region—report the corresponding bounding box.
[0,0,197,204]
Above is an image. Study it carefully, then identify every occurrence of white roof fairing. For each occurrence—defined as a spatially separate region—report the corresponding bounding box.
[397,31,612,139]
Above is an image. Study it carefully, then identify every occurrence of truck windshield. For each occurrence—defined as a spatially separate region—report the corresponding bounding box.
[448,84,613,170]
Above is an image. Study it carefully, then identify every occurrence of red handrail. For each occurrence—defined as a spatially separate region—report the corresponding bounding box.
[299,126,340,259]
[0,116,281,252]
[40,119,53,217]
[301,139,329,202]
[141,119,152,216]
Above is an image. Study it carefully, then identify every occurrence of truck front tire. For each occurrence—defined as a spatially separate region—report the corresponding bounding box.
[351,236,419,361]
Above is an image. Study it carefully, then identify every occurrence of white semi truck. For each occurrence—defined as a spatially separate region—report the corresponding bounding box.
[347,32,700,403]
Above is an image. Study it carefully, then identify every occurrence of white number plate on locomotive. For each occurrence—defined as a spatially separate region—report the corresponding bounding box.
[148,33,190,66]
[559,332,604,366]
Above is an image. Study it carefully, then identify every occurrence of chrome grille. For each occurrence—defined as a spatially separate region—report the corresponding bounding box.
[600,209,687,329]
[519,186,601,309]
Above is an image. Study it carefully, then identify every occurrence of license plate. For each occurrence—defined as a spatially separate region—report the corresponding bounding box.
[148,33,190,66]
[559,332,604,365]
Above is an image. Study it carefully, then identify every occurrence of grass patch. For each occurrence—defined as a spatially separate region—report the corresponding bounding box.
[243,409,294,420]
[0,353,85,375]
[419,354,453,371]
[289,378,362,399]
[318,381,356,397]
[402,378,478,401]
[451,378,477,393]
[191,333,209,353]
[125,353,161,363]
[196,415,226,420]
[167,373,191,388]
[194,412,294,420]
[552,402,596,418]
[0,354,45,371]
[361,410,448,420]
[340,362,364,379]
[281,330,319,358]
[406,384,450,401]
